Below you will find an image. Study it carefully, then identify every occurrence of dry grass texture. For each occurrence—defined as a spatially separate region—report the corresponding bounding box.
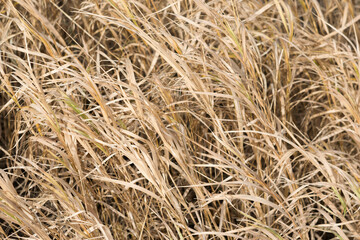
[1,0,360,239]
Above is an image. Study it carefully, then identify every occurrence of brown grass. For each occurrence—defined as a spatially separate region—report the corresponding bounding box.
[1,0,360,239]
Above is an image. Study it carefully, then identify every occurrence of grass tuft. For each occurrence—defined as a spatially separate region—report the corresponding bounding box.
[1,0,360,239]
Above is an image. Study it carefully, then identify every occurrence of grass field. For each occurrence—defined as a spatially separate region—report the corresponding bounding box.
[1,0,360,239]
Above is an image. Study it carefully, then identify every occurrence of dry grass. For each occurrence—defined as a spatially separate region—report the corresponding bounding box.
[1,0,360,239]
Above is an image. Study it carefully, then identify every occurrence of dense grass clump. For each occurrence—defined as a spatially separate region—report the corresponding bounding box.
[1,0,360,239]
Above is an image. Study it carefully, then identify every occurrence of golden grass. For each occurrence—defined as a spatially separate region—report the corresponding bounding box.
[1,0,360,239]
